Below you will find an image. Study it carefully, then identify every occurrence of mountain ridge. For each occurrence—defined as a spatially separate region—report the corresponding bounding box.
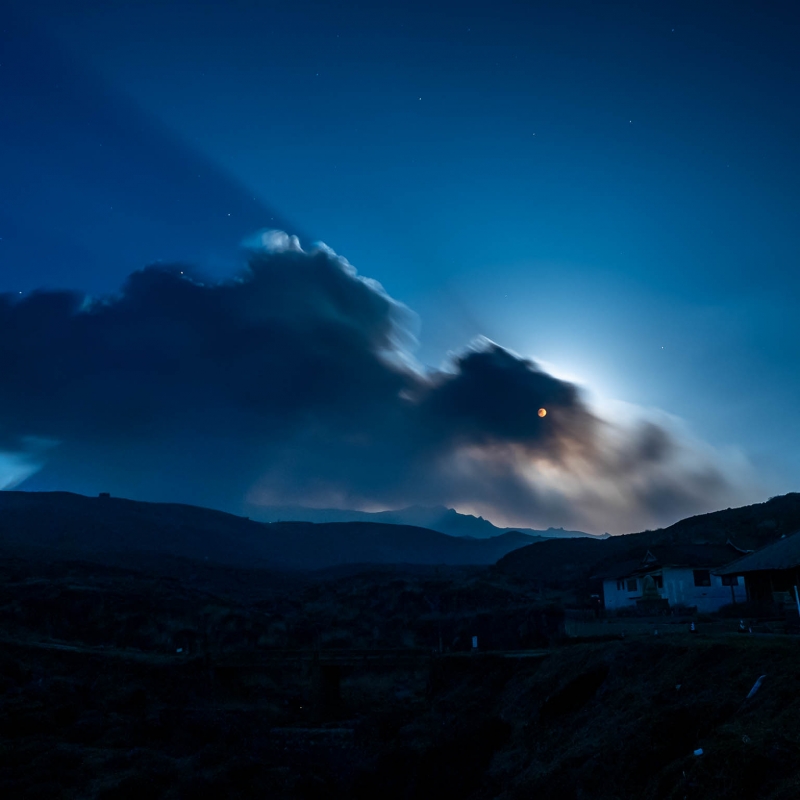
[0,491,541,570]
[252,503,603,540]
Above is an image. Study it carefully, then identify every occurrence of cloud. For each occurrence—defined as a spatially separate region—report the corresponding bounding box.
[1,232,758,533]
[0,451,39,490]
[0,437,54,490]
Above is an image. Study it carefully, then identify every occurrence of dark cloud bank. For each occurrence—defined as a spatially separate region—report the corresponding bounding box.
[0,232,755,533]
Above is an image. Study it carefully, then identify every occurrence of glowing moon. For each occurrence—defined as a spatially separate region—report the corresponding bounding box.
[538,408,547,418]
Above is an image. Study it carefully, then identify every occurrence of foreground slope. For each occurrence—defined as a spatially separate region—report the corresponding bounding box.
[497,492,800,586]
[1,550,799,799]
[0,491,538,569]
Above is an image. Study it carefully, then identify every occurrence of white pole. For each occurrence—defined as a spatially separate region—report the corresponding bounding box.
[793,585,800,617]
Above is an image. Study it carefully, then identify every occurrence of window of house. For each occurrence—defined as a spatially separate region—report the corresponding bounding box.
[652,574,663,589]
[721,575,739,586]
[616,580,625,591]
[693,569,711,587]
[626,578,638,592]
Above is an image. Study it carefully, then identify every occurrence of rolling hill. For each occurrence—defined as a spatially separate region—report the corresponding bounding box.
[0,491,541,570]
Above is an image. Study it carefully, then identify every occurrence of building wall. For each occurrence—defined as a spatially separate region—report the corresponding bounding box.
[603,576,641,610]
[662,568,746,612]
[603,567,746,612]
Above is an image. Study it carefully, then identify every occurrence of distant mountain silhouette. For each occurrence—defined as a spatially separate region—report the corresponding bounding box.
[253,504,602,540]
[0,492,541,570]
[496,492,800,586]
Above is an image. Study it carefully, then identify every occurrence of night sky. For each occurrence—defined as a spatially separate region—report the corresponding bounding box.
[2,0,798,533]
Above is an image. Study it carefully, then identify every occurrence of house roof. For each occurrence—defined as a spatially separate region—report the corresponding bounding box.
[716,531,800,575]
[594,558,644,581]
[595,543,742,581]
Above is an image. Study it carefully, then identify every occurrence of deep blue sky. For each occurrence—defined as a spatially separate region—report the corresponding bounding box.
[2,0,799,526]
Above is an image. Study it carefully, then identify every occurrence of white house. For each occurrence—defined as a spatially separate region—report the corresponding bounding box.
[597,544,748,614]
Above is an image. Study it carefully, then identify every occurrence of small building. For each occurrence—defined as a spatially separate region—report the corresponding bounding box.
[597,544,747,613]
[716,531,800,611]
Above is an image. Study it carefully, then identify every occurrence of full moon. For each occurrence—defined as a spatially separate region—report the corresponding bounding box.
[538,408,547,418]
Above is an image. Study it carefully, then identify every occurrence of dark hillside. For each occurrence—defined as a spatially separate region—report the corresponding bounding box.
[644,492,800,549]
[392,635,800,800]
[497,493,800,586]
[255,523,540,569]
[2,547,800,799]
[0,491,272,567]
[0,492,538,570]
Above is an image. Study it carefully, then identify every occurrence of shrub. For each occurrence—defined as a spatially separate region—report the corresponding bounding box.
[716,600,769,618]
[670,604,698,616]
